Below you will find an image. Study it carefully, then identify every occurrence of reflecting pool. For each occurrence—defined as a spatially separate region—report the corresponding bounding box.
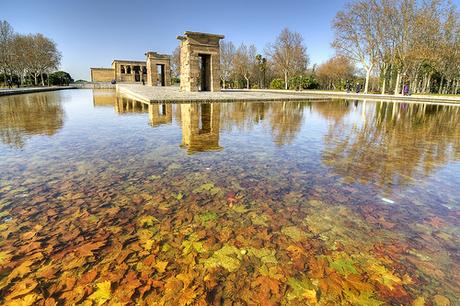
[0,89,459,305]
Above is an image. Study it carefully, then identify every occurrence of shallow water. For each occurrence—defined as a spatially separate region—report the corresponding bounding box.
[0,89,459,305]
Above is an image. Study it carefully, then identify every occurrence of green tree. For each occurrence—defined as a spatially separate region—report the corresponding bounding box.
[48,71,73,85]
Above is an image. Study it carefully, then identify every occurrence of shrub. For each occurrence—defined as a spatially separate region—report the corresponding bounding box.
[288,75,319,90]
[270,78,285,89]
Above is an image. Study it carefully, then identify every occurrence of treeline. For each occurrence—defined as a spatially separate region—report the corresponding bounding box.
[0,20,69,87]
[333,0,460,95]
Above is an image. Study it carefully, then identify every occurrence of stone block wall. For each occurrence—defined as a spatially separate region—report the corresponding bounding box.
[146,52,171,87]
[90,68,115,82]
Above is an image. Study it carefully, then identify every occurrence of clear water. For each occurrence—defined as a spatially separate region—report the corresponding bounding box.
[0,89,459,305]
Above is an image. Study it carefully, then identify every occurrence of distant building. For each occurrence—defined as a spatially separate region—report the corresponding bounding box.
[90,60,147,83]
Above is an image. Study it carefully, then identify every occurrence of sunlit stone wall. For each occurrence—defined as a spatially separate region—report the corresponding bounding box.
[177,31,224,92]
[145,52,171,87]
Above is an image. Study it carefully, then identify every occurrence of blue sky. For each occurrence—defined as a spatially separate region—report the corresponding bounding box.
[3,0,459,80]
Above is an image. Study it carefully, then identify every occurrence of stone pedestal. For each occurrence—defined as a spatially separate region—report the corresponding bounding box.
[177,32,225,92]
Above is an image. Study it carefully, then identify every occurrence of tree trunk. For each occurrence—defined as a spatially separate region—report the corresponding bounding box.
[394,71,402,95]
[455,79,459,95]
[364,67,372,94]
[245,76,249,89]
[284,71,288,90]
[411,73,418,93]
[34,74,38,86]
[438,76,444,94]
[425,74,432,93]
[381,68,387,95]
[389,71,393,93]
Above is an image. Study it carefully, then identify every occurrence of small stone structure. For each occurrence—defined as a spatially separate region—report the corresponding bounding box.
[177,32,225,92]
[91,60,147,83]
[145,52,171,87]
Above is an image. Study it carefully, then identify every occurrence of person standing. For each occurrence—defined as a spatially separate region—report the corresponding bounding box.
[346,80,351,93]
[356,82,362,93]
[403,83,409,96]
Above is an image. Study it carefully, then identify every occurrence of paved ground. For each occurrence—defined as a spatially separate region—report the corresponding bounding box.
[117,84,460,105]
[0,86,77,96]
[116,84,329,103]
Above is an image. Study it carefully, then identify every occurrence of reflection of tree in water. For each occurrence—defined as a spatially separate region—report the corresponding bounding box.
[322,101,460,189]
[0,94,64,149]
[269,102,305,146]
[219,102,265,131]
[312,100,352,122]
[219,101,307,146]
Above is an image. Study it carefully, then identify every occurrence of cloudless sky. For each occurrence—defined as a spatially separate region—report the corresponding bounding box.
[3,0,459,80]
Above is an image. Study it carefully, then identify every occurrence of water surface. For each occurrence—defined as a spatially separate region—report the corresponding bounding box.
[0,89,459,305]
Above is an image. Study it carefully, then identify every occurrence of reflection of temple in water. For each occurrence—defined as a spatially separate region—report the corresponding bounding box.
[92,89,117,107]
[96,90,174,127]
[0,93,64,148]
[149,104,172,127]
[180,103,222,153]
[115,96,148,114]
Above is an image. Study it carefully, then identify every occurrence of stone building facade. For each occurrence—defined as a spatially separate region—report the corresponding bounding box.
[90,68,114,83]
[90,60,147,83]
[177,32,224,92]
[145,52,171,87]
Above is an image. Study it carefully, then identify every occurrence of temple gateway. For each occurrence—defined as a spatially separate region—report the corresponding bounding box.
[145,52,171,86]
[177,31,225,92]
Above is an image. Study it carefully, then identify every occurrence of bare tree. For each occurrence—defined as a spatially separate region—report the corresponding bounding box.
[316,55,355,90]
[0,20,15,83]
[233,43,257,89]
[11,34,31,86]
[267,28,309,90]
[28,34,61,86]
[332,1,379,93]
[171,45,180,79]
[220,40,235,89]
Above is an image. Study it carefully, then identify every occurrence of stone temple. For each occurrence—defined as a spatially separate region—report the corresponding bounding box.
[90,53,171,86]
[177,32,225,92]
[90,60,148,83]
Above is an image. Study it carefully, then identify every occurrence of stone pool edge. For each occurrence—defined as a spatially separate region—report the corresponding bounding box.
[0,86,78,97]
[116,84,460,106]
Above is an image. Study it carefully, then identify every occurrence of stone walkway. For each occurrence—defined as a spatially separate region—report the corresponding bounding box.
[117,84,460,105]
[116,85,330,103]
[0,86,77,97]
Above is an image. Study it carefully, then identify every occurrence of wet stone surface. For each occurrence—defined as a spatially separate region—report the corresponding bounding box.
[0,89,459,305]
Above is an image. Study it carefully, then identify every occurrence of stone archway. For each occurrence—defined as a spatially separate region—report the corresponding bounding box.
[177,31,224,92]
